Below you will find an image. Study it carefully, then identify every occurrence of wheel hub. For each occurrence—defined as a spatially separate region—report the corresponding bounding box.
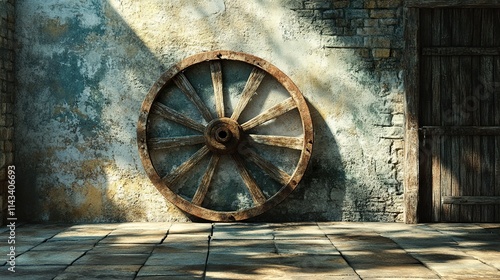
[204,117,242,154]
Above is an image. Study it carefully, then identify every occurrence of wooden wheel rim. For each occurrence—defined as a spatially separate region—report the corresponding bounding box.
[137,50,313,221]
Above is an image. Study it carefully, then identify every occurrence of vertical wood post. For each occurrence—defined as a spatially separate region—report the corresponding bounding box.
[404,7,420,224]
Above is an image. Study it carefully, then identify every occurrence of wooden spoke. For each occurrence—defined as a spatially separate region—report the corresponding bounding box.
[173,73,214,121]
[230,67,266,121]
[231,154,267,205]
[241,97,297,131]
[247,134,304,150]
[242,148,291,186]
[210,61,225,118]
[162,145,210,186]
[148,135,205,150]
[151,103,205,133]
[192,155,220,206]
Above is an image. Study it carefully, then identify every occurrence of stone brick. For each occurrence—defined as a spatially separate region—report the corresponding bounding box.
[371,9,397,18]
[346,9,369,19]
[3,140,13,152]
[392,113,404,126]
[296,9,315,18]
[377,0,402,8]
[0,152,6,170]
[350,18,364,28]
[0,127,13,140]
[351,0,364,8]
[355,48,371,58]
[374,113,393,126]
[364,19,379,27]
[380,18,399,26]
[284,0,303,9]
[323,35,364,48]
[321,25,344,36]
[380,127,404,139]
[304,0,331,9]
[364,36,391,48]
[357,27,394,36]
[323,9,343,19]
[392,140,404,151]
[335,19,349,27]
[333,1,349,8]
[365,0,377,9]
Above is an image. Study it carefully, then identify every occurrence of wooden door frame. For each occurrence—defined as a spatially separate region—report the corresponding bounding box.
[403,0,500,223]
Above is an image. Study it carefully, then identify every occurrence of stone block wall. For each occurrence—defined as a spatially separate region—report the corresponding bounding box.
[283,0,405,221]
[14,0,406,222]
[0,0,16,225]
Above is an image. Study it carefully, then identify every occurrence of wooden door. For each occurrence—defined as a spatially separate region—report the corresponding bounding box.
[419,8,500,222]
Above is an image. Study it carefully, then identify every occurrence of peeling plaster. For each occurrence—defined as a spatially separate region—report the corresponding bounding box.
[15,0,405,222]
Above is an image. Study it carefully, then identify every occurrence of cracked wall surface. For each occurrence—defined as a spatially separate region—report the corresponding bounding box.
[14,0,405,222]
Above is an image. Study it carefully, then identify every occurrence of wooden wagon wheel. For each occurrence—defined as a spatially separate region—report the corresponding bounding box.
[137,50,313,221]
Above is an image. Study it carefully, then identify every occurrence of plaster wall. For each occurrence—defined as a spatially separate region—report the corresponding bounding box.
[14,0,405,222]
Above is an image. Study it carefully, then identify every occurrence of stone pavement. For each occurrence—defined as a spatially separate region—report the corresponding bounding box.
[0,222,499,279]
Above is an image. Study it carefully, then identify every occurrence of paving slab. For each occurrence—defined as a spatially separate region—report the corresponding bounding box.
[99,229,168,244]
[15,250,85,266]
[271,222,327,239]
[276,254,358,276]
[212,223,274,240]
[0,265,66,280]
[73,253,150,265]
[116,222,171,230]
[137,264,204,277]
[154,240,208,254]
[1,222,499,279]
[88,243,156,254]
[54,265,141,280]
[354,263,440,279]
[31,240,97,252]
[210,239,276,255]
[274,238,340,255]
[167,222,212,237]
[145,252,207,266]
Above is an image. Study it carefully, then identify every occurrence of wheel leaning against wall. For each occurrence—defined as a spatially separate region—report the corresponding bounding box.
[137,50,313,222]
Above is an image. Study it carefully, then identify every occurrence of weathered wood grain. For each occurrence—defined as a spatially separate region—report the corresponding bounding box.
[173,72,214,121]
[192,155,220,206]
[148,135,205,150]
[420,126,500,136]
[247,134,304,150]
[404,7,420,224]
[406,0,500,8]
[231,67,266,121]
[151,103,206,133]
[162,145,210,187]
[442,196,500,205]
[243,148,291,186]
[241,97,297,131]
[210,61,225,118]
[232,154,267,205]
[423,47,500,56]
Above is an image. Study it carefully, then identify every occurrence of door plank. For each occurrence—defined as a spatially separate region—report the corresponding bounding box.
[442,196,500,205]
[431,8,442,221]
[422,47,500,56]
[419,9,434,221]
[419,126,500,135]
[495,55,500,221]
[421,8,500,222]
[439,9,453,221]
